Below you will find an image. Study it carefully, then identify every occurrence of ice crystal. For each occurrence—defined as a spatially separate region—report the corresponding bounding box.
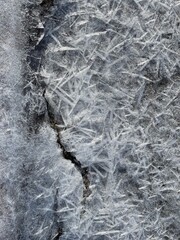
[0,0,179,239]
[39,1,180,239]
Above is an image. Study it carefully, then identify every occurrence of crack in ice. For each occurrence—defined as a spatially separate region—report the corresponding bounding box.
[43,89,92,201]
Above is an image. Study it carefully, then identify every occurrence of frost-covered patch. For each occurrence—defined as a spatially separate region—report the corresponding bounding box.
[1,0,180,239]
[0,0,83,239]
[38,0,180,239]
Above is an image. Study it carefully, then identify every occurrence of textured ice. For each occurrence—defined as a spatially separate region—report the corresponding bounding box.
[0,1,82,239]
[1,0,180,239]
[38,1,180,239]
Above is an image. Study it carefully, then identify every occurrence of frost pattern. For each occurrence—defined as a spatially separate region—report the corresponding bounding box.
[0,1,83,239]
[0,0,180,239]
[40,0,180,239]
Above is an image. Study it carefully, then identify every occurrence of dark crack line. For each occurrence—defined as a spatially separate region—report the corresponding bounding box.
[40,0,54,9]
[43,90,92,201]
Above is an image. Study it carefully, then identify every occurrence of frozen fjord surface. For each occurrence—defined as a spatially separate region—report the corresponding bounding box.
[0,0,179,240]
[0,0,83,239]
[35,0,180,239]
[0,0,25,238]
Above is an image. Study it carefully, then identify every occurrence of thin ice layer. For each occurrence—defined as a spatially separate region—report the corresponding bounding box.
[0,0,83,239]
[40,0,180,239]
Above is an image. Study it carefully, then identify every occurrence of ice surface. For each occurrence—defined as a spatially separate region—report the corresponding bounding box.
[38,0,180,239]
[0,1,83,239]
[0,0,180,239]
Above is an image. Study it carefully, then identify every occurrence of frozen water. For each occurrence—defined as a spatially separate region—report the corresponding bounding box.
[0,1,83,239]
[0,0,180,239]
[39,0,180,239]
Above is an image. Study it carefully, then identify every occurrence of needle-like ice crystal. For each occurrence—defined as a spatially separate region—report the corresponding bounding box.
[0,0,179,239]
